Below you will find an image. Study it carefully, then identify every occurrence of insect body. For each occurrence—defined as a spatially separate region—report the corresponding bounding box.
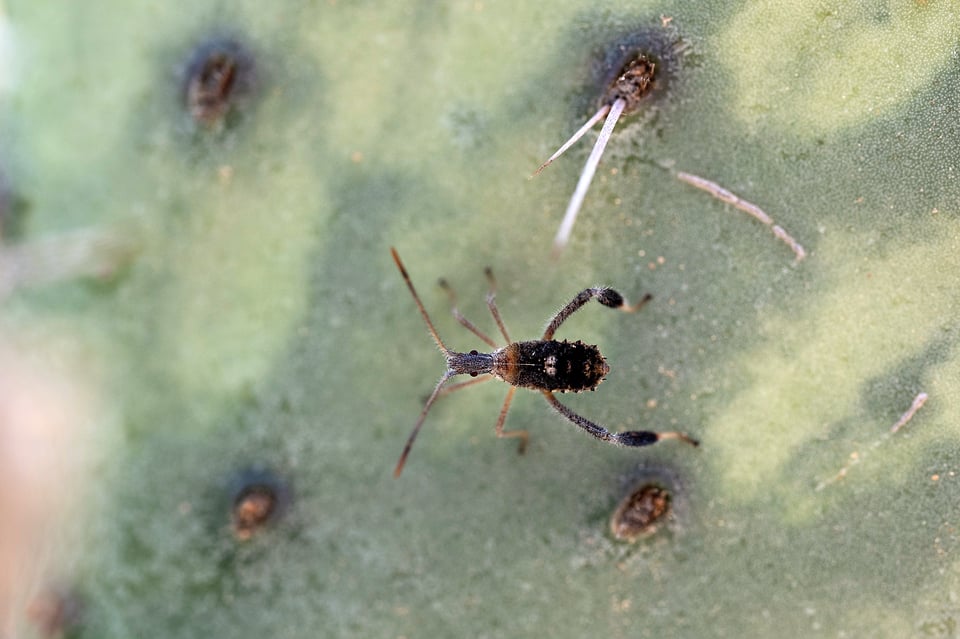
[390,247,698,477]
[496,339,609,392]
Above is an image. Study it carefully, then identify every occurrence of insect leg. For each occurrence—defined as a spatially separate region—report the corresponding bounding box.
[435,374,492,399]
[494,386,529,454]
[542,288,651,340]
[438,277,498,348]
[484,267,511,344]
[542,391,698,447]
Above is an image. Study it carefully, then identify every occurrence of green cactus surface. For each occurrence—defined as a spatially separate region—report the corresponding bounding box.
[2,1,959,638]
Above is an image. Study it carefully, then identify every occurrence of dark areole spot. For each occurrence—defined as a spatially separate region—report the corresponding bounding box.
[591,25,696,118]
[183,38,256,128]
[610,483,671,542]
[229,468,290,541]
[602,54,656,114]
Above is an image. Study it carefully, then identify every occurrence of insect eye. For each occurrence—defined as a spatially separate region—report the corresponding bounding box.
[470,349,478,355]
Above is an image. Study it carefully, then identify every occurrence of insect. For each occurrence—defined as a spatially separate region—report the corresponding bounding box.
[533,53,657,255]
[390,247,698,477]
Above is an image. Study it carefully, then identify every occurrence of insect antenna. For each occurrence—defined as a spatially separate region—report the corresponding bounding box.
[552,97,627,256]
[390,247,451,356]
[391,247,464,477]
[394,370,455,477]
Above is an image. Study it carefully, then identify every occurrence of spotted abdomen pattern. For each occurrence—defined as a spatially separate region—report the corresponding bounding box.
[495,340,609,392]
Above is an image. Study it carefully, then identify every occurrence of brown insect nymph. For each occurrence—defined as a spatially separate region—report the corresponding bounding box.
[390,247,698,477]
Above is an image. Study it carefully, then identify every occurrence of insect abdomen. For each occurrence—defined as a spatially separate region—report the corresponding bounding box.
[496,340,609,392]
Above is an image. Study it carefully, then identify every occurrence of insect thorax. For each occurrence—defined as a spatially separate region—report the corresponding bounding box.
[495,340,609,392]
